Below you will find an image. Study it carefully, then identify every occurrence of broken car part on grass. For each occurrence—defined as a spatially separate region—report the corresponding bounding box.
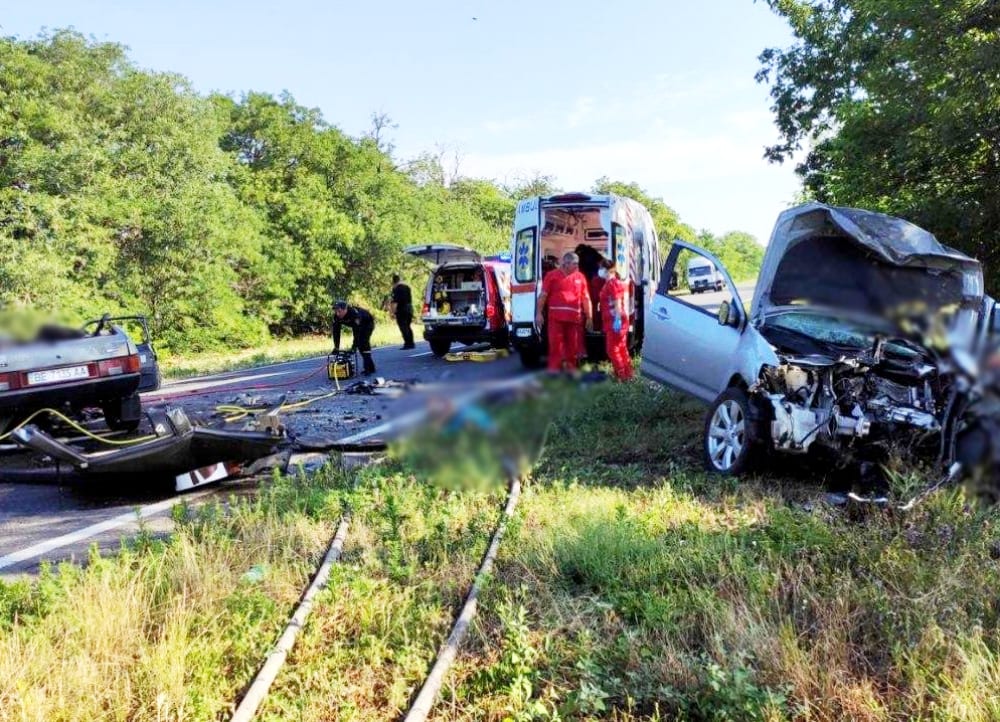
[641,202,1000,499]
[0,369,420,489]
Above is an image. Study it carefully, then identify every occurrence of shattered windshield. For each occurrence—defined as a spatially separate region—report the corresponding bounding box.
[763,312,922,359]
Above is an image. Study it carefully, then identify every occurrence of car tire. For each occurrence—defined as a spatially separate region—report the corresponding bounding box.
[430,339,451,357]
[703,387,759,475]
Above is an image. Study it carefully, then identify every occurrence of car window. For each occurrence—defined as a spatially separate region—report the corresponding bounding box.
[657,246,738,319]
[113,318,150,345]
[514,227,536,283]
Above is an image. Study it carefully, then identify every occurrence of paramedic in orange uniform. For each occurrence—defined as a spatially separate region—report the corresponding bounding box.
[536,252,593,374]
[598,257,633,380]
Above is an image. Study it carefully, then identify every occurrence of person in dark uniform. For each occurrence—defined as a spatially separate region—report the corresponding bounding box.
[332,300,377,375]
[389,274,415,349]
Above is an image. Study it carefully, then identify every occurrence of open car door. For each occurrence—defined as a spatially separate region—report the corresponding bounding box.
[640,241,748,403]
[85,315,161,393]
[403,244,482,266]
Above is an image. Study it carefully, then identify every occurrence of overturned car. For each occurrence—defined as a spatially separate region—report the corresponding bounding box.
[641,203,998,483]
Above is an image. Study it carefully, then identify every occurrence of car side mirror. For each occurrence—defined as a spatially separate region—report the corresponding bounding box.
[718,300,737,327]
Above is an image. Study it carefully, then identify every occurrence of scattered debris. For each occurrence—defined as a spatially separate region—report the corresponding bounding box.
[176,461,242,492]
[244,451,292,476]
[343,378,413,397]
[444,348,510,363]
[293,434,344,451]
[287,452,330,475]
[8,407,280,489]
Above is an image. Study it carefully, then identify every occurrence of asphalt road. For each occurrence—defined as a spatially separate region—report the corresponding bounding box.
[683,281,757,315]
[0,287,758,578]
[0,338,526,578]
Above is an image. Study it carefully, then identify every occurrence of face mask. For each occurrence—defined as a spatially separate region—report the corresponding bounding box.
[598,269,608,279]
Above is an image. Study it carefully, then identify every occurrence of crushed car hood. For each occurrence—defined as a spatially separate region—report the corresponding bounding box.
[751,203,985,348]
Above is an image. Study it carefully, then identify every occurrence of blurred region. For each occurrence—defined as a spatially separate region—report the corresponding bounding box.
[390,379,557,492]
[0,308,87,345]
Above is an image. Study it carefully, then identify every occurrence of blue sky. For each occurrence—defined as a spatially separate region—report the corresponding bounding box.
[2,0,804,245]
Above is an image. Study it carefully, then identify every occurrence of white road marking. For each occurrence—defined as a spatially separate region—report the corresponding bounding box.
[0,490,214,571]
[159,342,428,388]
[409,351,434,357]
[151,369,301,396]
[160,356,326,387]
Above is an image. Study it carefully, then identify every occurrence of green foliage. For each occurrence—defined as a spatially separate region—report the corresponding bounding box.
[689,653,791,722]
[696,229,766,281]
[0,30,759,355]
[758,0,1000,290]
[592,177,699,255]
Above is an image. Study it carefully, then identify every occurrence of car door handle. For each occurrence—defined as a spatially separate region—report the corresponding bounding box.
[654,308,670,321]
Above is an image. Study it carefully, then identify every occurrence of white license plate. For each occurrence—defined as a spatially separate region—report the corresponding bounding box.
[516,327,532,337]
[26,364,92,386]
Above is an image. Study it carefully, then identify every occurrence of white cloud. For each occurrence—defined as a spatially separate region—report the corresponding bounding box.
[410,69,805,245]
[459,125,802,245]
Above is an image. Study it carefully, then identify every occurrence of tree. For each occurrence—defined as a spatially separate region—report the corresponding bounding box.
[757,0,1000,288]
[697,230,765,281]
[591,177,698,257]
[504,173,561,200]
[0,30,271,352]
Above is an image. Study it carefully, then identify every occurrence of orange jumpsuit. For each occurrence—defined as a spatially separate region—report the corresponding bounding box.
[542,269,591,372]
[599,276,633,380]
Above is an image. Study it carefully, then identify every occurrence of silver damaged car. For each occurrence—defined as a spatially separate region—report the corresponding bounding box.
[641,202,997,478]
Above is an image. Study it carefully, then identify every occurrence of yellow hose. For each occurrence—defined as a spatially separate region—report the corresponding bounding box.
[0,407,155,445]
[214,389,341,422]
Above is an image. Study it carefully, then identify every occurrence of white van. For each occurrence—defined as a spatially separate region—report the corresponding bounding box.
[508,192,660,368]
[686,256,724,293]
[403,244,512,357]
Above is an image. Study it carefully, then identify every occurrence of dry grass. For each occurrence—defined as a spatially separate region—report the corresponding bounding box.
[256,471,506,721]
[0,472,346,721]
[435,381,1000,721]
[4,380,1000,720]
[161,319,407,381]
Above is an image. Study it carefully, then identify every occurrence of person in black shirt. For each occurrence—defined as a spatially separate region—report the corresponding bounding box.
[332,301,376,375]
[390,274,416,349]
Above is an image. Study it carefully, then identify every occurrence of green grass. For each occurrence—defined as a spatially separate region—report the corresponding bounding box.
[438,380,1000,721]
[0,468,352,721]
[2,378,999,720]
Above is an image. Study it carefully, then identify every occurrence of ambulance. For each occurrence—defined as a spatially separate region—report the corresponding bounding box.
[509,192,661,368]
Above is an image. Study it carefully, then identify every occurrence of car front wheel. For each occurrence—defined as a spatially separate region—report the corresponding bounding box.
[703,387,757,475]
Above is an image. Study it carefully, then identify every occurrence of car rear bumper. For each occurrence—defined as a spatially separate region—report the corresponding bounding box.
[0,373,141,411]
[422,321,498,344]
